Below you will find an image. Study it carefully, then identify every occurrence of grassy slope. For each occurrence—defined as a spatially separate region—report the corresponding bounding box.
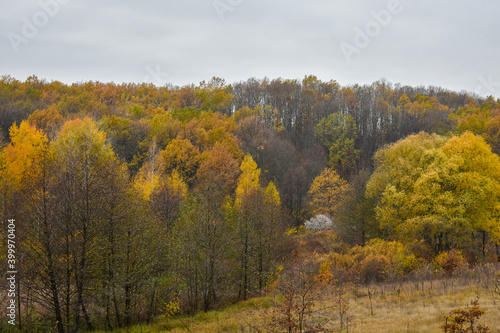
[96,275,500,333]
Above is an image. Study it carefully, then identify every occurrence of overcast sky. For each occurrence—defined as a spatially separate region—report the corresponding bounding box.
[1,0,499,96]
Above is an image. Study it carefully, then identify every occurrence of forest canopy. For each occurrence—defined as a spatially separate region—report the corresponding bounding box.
[0,74,499,332]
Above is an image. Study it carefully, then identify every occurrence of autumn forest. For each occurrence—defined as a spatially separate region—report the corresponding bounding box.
[0,74,499,332]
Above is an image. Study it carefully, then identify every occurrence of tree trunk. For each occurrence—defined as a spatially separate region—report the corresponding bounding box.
[125,229,132,327]
[113,289,122,327]
[147,281,157,323]
[482,230,487,259]
[242,232,249,300]
[75,223,93,331]
[124,283,131,327]
[48,263,64,333]
[65,233,71,330]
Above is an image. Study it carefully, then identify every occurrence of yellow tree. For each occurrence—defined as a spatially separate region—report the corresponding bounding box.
[441,132,500,255]
[195,77,234,115]
[0,152,9,222]
[485,113,500,155]
[449,101,489,135]
[234,154,261,299]
[235,154,261,208]
[161,138,201,185]
[3,121,49,190]
[257,181,284,289]
[179,111,240,158]
[134,138,163,200]
[307,168,350,218]
[449,100,500,155]
[235,155,286,297]
[367,131,500,256]
[2,121,67,332]
[2,121,51,233]
[1,121,47,250]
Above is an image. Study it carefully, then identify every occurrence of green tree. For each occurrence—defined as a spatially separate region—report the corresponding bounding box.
[338,170,378,246]
[314,112,360,176]
[52,118,117,330]
[174,194,233,313]
[196,77,234,115]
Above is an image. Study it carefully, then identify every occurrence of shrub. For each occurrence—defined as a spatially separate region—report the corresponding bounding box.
[329,252,360,282]
[361,239,421,276]
[328,239,421,283]
[441,299,489,332]
[434,249,467,276]
[359,254,390,283]
[330,239,422,283]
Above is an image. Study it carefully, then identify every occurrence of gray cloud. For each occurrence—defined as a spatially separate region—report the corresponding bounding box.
[1,0,499,96]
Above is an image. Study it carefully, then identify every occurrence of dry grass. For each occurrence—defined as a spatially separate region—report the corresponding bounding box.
[96,273,500,333]
[345,279,500,333]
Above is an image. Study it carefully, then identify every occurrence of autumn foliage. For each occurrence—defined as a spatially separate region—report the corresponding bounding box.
[441,299,489,333]
[367,131,500,255]
[0,75,499,331]
[260,257,354,333]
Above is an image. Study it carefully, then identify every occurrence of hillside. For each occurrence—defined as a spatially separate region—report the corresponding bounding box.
[0,75,499,332]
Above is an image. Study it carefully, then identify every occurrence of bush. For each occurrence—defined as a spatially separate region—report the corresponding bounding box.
[359,254,390,283]
[304,214,333,231]
[361,239,421,276]
[440,299,489,332]
[329,252,360,282]
[327,239,421,283]
[434,249,467,275]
